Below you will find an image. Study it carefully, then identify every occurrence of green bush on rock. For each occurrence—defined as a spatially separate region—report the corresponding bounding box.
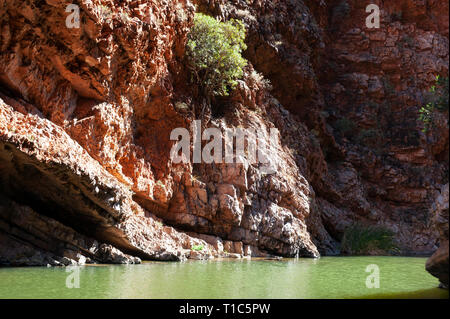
[334,117,356,137]
[341,223,398,255]
[419,75,449,132]
[186,13,247,98]
[191,245,204,251]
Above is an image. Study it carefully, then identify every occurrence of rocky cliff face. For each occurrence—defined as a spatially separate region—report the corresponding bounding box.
[426,184,449,288]
[0,0,448,267]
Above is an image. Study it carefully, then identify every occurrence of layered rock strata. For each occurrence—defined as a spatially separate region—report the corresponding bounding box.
[0,0,448,268]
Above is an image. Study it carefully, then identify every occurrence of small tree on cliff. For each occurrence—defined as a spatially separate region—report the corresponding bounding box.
[419,75,449,132]
[186,13,247,98]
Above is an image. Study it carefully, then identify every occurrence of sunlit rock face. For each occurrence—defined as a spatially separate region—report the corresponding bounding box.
[0,0,448,265]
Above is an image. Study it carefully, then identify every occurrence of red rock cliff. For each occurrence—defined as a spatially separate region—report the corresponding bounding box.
[0,0,448,270]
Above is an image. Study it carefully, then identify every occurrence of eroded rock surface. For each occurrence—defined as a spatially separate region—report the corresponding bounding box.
[0,0,448,266]
[426,184,449,288]
[196,0,449,256]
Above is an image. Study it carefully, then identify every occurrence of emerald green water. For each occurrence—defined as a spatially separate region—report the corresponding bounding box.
[0,256,448,299]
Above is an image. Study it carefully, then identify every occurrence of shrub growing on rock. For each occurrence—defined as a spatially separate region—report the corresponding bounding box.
[334,117,356,137]
[186,13,247,98]
[341,223,397,255]
[191,245,204,251]
[419,75,449,132]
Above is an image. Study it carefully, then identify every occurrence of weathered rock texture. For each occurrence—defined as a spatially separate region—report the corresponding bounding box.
[0,0,448,267]
[426,184,449,288]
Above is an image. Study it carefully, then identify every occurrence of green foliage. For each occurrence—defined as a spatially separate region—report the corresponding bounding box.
[186,13,247,97]
[341,223,397,255]
[191,245,204,251]
[419,75,449,132]
[334,117,356,136]
[249,70,271,90]
[418,104,433,132]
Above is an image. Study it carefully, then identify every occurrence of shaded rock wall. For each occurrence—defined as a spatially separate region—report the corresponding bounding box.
[196,0,448,255]
[0,0,448,265]
[426,184,449,288]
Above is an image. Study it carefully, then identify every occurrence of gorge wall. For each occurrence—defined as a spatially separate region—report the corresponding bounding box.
[0,0,448,285]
